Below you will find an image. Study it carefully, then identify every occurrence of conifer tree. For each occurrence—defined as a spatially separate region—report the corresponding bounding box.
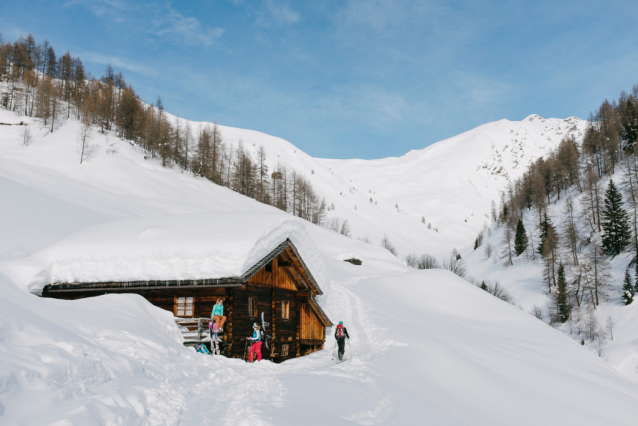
[514,219,528,256]
[538,213,557,256]
[556,262,570,322]
[601,179,632,256]
[622,269,634,305]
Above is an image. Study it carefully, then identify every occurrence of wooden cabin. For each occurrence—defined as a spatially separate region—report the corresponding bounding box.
[38,213,333,362]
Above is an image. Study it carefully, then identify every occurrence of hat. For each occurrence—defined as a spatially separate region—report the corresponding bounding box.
[253,322,259,328]
[339,321,343,325]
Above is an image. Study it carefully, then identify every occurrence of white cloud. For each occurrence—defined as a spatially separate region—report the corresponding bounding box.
[79,52,158,77]
[68,1,224,46]
[255,0,300,27]
[151,5,224,46]
[267,1,300,25]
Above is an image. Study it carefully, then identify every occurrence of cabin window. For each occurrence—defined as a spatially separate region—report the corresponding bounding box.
[174,296,194,317]
[265,262,273,273]
[281,300,290,320]
[248,297,258,317]
[281,344,289,357]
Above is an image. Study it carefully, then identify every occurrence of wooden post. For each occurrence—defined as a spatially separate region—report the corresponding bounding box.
[271,288,276,358]
[296,302,301,357]
[227,289,233,357]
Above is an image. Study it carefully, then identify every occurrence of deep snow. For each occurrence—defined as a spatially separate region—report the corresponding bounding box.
[1,110,638,424]
[12,211,328,294]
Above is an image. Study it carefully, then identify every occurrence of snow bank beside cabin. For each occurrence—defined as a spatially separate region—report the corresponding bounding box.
[14,211,327,295]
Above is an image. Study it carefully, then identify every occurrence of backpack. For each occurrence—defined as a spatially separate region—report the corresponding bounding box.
[336,325,344,338]
[197,343,211,355]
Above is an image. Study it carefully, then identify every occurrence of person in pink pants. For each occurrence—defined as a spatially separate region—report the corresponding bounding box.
[247,323,263,362]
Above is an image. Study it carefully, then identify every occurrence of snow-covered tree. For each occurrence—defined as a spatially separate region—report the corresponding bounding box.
[622,269,634,305]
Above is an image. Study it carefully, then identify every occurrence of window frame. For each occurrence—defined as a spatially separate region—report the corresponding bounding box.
[281,343,289,357]
[174,296,195,318]
[248,296,258,318]
[281,300,290,320]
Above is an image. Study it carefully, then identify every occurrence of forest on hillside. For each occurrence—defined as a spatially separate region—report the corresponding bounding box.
[0,33,326,225]
[476,85,638,325]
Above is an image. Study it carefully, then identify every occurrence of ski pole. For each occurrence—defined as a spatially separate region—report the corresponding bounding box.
[244,338,248,362]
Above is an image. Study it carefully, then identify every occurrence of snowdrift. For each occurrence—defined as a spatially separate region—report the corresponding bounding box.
[13,211,327,295]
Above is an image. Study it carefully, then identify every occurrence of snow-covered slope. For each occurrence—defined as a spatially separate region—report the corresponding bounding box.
[0,109,588,260]
[3,109,638,424]
[319,115,588,252]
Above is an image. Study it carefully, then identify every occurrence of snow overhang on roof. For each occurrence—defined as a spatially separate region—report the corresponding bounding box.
[27,212,328,295]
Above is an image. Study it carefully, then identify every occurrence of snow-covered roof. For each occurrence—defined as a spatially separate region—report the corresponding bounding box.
[26,212,327,293]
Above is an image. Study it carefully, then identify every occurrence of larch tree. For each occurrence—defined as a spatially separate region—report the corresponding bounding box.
[584,236,611,307]
[501,218,514,266]
[601,179,631,256]
[561,197,580,265]
[539,213,559,292]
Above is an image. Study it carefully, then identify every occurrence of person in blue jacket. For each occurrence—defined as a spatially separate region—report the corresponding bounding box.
[211,298,226,332]
[247,323,263,362]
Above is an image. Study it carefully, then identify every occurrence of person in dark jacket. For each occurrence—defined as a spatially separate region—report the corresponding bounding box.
[334,321,350,361]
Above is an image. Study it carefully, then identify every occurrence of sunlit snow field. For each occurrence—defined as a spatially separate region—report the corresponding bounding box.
[1,110,638,425]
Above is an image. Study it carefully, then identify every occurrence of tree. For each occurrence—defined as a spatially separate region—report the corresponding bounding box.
[381,234,397,256]
[555,263,571,322]
[21,124,31,146]
[583,237,611,307]
[443,250,466,277]
[601,179,631,256]
[622,269,634,305]
[561,197,580,265]
[502,219,514,265]
[538,214,559,291]
[514,219,528,256]
[77,116,94,164]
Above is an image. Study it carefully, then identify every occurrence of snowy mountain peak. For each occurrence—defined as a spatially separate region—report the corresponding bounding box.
[319,115,589,251]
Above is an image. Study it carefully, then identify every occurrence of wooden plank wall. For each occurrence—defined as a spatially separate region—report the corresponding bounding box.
[247,257,297,291]
[230,286,273,360]
[300,302,325,341]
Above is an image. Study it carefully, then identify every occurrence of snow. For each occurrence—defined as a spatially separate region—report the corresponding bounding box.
[319,115,588,254]
[12,211,327,295]
[461,172,638,385]
[2,109,638,424]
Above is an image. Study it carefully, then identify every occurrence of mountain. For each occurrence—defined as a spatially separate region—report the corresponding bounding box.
[319,114,588,252]
[3,108,638,425]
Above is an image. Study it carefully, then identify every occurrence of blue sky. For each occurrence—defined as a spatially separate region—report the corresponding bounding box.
[2,1,637,159]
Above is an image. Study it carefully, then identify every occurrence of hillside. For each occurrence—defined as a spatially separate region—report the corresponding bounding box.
[319,114,588,252]
[2,108,638,425]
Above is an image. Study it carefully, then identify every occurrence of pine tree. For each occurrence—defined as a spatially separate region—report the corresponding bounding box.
[622,269,634,305]
[538,213,557,256]
[601,179,632,256]
[556,262,570,322]
[514,219,528,256]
